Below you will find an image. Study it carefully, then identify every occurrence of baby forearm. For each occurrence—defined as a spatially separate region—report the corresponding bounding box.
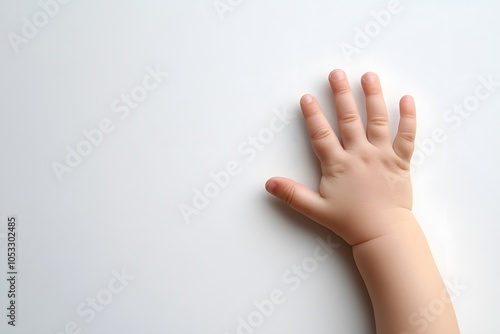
[352,213,459,334]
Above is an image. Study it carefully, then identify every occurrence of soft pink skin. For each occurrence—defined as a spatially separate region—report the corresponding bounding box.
[265,70,460,333]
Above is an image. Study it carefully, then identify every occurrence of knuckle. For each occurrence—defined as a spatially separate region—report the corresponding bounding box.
[334,86,351,95]
[369,115,388,127]
[283,184,297,206]
[398,130,416,143]
[339,112,360,124]
[311,126,333,141]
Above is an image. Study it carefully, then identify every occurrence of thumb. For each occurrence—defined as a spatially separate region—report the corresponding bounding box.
[265,177,326,223]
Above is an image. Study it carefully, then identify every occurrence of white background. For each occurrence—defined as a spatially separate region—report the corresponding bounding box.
[1,0,499,333]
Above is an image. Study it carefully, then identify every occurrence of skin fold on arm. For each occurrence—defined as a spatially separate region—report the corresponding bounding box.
[265,69,460,333]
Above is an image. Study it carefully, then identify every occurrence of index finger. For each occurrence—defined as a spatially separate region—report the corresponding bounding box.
[300,94,344,166]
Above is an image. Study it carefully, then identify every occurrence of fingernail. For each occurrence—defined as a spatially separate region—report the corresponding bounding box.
[302,94,313,104]
[363,72,377,82]
[330,70,344,81]
[266,181,277,193]
[402,95,414,104]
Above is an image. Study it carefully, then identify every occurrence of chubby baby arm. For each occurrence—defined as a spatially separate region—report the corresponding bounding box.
[265,70,459,333]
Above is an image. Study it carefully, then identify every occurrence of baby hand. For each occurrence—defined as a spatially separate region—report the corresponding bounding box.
[265,70,417,246]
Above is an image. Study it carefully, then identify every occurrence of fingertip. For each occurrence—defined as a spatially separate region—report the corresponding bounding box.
[264,177,325,222]
[399,95,416,119]
[329,69,345,81]
[300,94,314,105]
[265,179,278,194]
[394,95,417,161]
[361,71,378,83]
[361,72,383,97]
[400,95,415,105]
